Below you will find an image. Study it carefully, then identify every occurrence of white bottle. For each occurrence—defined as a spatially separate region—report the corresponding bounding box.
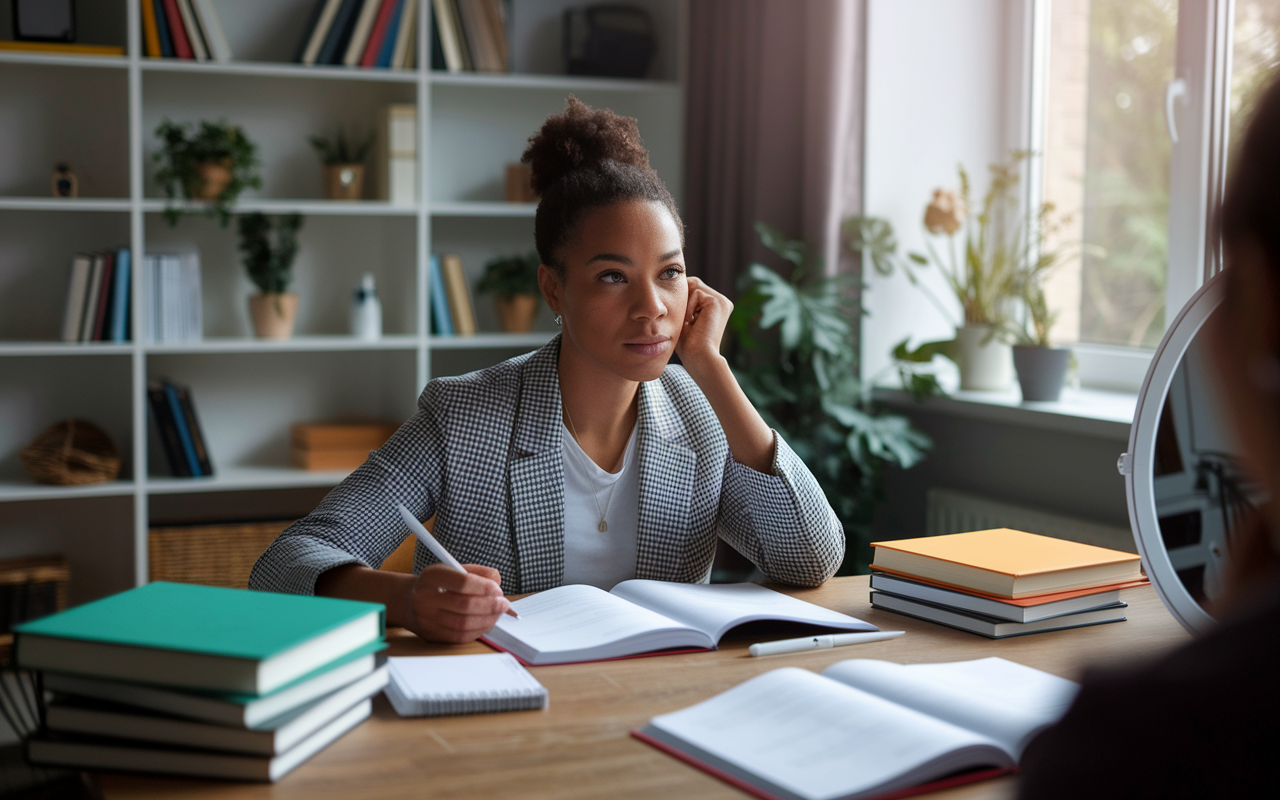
[351,273,382,340]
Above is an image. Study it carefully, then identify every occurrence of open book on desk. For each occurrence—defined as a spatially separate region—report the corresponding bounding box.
[481,580,875,666]
[635,656,1079,800]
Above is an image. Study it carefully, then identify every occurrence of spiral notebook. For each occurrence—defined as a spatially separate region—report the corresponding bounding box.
[384,653,548,717]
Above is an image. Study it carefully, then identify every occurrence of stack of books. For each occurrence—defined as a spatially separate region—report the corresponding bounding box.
[431,0,509,73]
[143,252,202,343]
[869,528,1147,638]
[296,0,421,70]
[141,0,233,62]
[15,582,388,782]
[60,249,132,344]
[147,378,214,478]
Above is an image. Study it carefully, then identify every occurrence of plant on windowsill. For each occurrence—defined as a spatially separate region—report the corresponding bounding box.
[846,151,1048,391]
[476,252,542,333]
[153,120,261,228]
[728,222,931,573]
[238,213,304,340]
[1009,219,1087,401]
[308,125,375,201]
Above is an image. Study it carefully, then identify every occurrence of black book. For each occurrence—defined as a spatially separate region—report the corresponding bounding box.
[172,382,214,477]
[430,2,445,70]
[292,0,330,63]
[317,0,364,65]
[147,381,190,477]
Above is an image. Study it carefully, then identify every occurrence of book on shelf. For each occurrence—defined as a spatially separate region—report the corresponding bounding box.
[142,0,163,57]
[634,656,1079,800]
[298,0,344,64]
[142,0,228,62]
[318,0,364,65]
[152,0,176,58]
[432,0,467,71]
[430,0,507,72]
[385,653,547,717]
[144,252,202,343]
[191,0,233,62]
[161,0,194,59]
[362,0,402,68]
[291,421,398,471]
[869,528,1144,598]
[147,378,213,478]
[176,0,209,61]
[60,255,92,342]
[60,249,132,344]
[376,104,417,204]
[342,0,384,66]
[481,581,875,666]
[0,41,125,56]
[439,254,477,335]
[429,254,455,335]
[390,0,419,69]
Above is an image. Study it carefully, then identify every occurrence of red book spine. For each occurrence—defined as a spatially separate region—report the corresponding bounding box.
[361,0,398,67]
[162,0,194,59]
[92,252,115,341]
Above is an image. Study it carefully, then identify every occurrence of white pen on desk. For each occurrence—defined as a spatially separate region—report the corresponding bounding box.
[748,630,905,657]
[396,503,518,618]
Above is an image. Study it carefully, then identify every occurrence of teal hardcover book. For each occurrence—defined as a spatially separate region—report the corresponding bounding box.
[16,582,385,697]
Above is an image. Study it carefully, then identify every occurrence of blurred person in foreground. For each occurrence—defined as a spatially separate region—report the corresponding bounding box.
[1017,74,1280,799]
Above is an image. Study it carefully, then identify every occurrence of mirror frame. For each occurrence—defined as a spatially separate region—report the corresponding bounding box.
[1126,271,1226,635]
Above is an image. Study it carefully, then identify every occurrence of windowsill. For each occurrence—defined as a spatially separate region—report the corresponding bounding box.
[874,385,1135,439]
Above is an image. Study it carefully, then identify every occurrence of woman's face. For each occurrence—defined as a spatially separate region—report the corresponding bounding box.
[539,200,687,383]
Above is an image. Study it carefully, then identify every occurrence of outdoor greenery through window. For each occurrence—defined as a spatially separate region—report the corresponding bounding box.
[1229,0,1280,172]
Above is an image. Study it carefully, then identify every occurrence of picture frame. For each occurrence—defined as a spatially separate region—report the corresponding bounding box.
[13,0,76,43]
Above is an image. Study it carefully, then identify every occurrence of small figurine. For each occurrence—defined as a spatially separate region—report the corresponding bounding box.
[350,273,382,340]
[52,163,78,198]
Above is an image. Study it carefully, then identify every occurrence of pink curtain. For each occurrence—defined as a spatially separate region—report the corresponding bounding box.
[683,0,866,292]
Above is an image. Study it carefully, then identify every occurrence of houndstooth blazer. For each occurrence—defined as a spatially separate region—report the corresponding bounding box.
[249,336,844,595]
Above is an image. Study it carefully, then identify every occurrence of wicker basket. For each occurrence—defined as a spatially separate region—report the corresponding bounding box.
[149,520,294,589]
[20,420,120,486]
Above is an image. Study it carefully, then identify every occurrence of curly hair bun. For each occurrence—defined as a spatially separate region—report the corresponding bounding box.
[522,96,651,196]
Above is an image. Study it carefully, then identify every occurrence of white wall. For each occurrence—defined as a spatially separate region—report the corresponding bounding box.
[861,0,1018,383]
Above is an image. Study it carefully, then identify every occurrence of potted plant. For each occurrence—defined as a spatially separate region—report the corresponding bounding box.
[308,125,375,201]
[847,153,1043,391]
[238,213,304,340]
[476,252,541,333]
[153,120,261,227]
[1010,221,1078,401]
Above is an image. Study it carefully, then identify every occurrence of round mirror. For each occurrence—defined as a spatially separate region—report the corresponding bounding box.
[1125,271,1254,634]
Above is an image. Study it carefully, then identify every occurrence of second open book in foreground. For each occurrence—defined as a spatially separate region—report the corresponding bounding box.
[481,581,876,666]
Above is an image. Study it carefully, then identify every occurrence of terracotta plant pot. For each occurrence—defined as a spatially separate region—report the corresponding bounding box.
[955,324,1013,391]
[191,160,233,200]
[324,164,365,200]
[1013,345,1071,402]
[249,293,298,340]
[495,295,539,333]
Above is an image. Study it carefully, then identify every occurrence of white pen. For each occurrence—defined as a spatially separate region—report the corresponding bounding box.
[396,503,517,618]
[748,630,905,657]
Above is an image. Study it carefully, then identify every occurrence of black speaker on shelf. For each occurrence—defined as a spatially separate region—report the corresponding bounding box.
[562,5,657,79]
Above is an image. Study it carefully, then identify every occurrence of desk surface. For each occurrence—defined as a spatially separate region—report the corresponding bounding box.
[98,576,1189,800]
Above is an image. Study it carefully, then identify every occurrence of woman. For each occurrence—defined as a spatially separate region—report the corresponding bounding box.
[249,98,844,643]
[1016,75,1280,797]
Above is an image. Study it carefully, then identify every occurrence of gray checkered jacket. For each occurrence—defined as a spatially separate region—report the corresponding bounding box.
[248,336,844,595]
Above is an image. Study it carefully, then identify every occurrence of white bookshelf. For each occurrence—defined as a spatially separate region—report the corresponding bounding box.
[0,0,685,604]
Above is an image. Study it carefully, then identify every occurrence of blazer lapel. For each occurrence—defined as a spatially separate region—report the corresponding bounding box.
[634,378,696,581]
[507,338,566,592]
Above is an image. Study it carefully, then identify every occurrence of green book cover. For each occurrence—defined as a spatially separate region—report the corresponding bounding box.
[15,582,385,662]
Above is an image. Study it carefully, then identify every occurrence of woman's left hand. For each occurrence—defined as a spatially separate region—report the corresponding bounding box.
[675,277,733,377]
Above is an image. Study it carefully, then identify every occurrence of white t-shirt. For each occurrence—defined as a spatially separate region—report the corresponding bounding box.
[560,423,639,590]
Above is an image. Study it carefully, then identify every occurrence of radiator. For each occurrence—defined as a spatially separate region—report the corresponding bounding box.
[926,488,1136,554]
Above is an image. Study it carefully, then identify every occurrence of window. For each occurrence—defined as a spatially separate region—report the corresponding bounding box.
[1032,0,1273,389]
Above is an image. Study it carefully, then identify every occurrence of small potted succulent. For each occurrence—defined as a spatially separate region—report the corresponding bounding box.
[153,120,261,227]
[238,213,304,339]
[476,252,541,333]
[308,125,375,201]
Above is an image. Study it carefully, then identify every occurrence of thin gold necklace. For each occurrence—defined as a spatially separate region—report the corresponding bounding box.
[563,407,619,533]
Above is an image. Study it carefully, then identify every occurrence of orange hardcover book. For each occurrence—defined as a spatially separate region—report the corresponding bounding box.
[0,41,125,56]
[870,528,1143,599]
[869,567,1148,605]
[141,0,162,57]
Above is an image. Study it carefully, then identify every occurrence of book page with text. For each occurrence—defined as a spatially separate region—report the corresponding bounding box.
[485,584,711,664]
[610,581,875,642]
[821,657,1079,758]
[646,667,1011,800]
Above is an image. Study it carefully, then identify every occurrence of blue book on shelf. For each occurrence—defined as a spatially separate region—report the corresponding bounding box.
[109,248,130,342]
[153,0,175,58]
[164,382,203,478]
[376,0,406,68]
[429,254,454,336]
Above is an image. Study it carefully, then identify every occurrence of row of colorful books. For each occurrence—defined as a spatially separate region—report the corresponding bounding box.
[60,250,132,344]
[296,0,421,70]
[869,528,1147,638]
[141,0,233,61]
[431,0,509,73]
[148,378,214,479]
[144,252,203,344]
[429,253,477,336]
[15,582,388,781]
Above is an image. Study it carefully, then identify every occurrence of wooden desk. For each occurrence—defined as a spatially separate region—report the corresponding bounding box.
[98,576,1189,800]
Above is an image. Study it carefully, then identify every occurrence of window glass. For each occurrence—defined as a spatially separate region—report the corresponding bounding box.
[1229,0,1280,171]
[1042,0,1176,348]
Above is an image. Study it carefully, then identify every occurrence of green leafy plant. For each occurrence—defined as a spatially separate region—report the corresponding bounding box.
[153,120,261,227]
[237,213,304,302]
[476,252,541,298]
[729,222,931,573]
[307,125,376,165]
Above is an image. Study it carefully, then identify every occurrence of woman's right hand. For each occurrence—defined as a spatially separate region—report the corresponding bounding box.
[405,563,514,643]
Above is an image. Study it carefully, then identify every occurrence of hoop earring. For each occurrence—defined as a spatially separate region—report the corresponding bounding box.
[554,314,562,327]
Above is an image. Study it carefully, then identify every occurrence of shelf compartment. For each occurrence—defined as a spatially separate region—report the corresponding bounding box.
[144,465,353,495]
[141,199,418,216]
[0,479,135,503]
[0,198,131,212]
[0,51,128,70]
[145,335,419,354]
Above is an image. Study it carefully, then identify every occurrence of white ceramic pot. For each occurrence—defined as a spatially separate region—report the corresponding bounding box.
[956,324,1013,391]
